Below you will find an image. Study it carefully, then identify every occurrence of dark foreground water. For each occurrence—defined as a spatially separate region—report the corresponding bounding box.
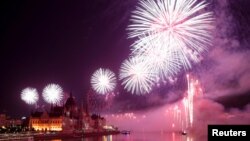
[29,132,203,141]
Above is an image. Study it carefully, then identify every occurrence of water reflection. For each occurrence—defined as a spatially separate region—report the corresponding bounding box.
[187,136,193,141]
[43,132,197,141]
[110,132,192,141]
[103,135,112,141]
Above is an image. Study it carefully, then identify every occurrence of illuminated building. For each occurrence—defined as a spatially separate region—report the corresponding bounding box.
[0,114,22,127]
[0,114,6,127]
[29,107,63,131]
[29,93,107,132]
[62,93,80,132]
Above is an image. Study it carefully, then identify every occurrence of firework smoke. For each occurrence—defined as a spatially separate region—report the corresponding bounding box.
[120,0,214,95]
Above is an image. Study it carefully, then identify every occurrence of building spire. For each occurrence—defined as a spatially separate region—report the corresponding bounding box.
[70,91,73,98]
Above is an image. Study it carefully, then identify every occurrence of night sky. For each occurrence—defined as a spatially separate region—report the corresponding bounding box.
[1,0,250,118]
[0,0,133,117]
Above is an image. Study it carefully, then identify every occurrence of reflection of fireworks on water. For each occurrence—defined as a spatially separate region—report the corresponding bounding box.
[91,68,117,95]
[21,87,39,105]
[42,83,63,104]
[119,57,156,95]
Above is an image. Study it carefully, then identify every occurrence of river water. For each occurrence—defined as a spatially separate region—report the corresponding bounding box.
[33,132,204,141]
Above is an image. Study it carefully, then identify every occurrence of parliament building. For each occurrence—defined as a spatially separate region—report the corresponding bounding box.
[29,93,106,132]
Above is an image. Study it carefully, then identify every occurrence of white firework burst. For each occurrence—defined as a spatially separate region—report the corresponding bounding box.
[128,0,214,70]
[42,83,63,104]
[21,87,39,105]
[119,57,157,95]
[138,39,182,80]
[91,68,117,95]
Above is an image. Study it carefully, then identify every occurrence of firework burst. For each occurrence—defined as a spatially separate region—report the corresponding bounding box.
[139,39,182,80]
[42,83,63,104]
[91,68,117,95]
[128,0,214,70]
[21,87,39,105]
[119,57,156,95]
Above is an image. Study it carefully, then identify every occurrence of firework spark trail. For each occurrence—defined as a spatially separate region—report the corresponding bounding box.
[187,74,194,127]
[182,97,189,129]
[91,68,116,95]
[87,89,103,114]
[138,39,182,80]
[127,0,214,79]
[42,83,63,104]
[21,87,39,105]
[128,0,214,44]
[185,74,203,128]
[168,74,203,130]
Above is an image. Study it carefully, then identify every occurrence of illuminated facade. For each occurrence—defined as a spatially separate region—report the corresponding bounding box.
[0,114,22,127]
[29,109,63,131]
[29,93,107,132]
[0,114,6,127]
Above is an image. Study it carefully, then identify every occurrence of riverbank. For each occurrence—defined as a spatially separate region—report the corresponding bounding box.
[0,133,33,140]
[33,130,120,140]
[0,130,120,140]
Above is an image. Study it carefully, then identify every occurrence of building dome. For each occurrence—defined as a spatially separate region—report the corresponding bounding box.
[64,93,79,119]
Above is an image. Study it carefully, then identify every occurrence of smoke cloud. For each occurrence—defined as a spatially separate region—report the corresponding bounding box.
[198,0,250,99]
[107,98,250,141]
[105,1,250,140]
